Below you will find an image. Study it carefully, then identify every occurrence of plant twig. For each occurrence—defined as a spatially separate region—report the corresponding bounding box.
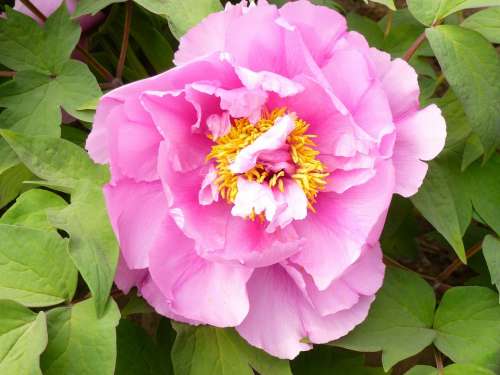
[384,11,393,38]
[438,241,483,281]
[403,31,426,61]
[19,0,47,21]
[434,347,444,375]
[19,0,115,82]
[0,71,16,77]
[383,255,436,281]
[116,0,133,81]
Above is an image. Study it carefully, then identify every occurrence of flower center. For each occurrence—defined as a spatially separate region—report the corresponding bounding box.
[207,108,328,211]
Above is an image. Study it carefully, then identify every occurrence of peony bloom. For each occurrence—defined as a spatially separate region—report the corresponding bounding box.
[14,0,103,30]
[87,0,446,359]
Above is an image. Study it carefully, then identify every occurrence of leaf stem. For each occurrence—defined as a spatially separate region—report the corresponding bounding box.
[384,11,393,38]
[115,0,133,81]
[19,0,47,21]
[19,0,115,83]
[403,31,426,61]
[438,241,483,281]
[433,347,444,374]
[0,71,16,77]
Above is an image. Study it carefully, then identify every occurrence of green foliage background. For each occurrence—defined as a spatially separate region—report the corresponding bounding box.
[0,0,499,374]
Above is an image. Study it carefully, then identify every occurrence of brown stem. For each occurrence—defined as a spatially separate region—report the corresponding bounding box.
[438,241,483,281]
[403,31,426,62]
[383,255,436,281]
[115,1,133,81]
[384,11,393,38]
[0,71,16,77]
[434,347,444,374]
[19,0,115,83]
[76,46,115,82]
[19,0,47,22]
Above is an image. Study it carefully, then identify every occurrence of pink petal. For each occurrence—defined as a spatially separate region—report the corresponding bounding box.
[322,48,374,111]
[369,50,420,120]
[141,90,211,172]
[158,142,230,252]
[174,3,244,66]
[279,0,347,67]
[107,106,162,182]
[267,179,308,233]
[236,264,377,359]
[231,178,279,222]
[393,104,446,197]
[292,160,394,289]
[148,216,252,327]
[114,255,147,294]
[235,66,304,97]
[104,180,168,269]
[224,2,285,72]
[230,114,296,173]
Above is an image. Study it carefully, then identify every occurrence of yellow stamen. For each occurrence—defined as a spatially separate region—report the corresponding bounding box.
[206,108,329,211]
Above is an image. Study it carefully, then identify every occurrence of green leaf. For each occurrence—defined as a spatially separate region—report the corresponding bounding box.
[431,90,471,149]
[411,151,472,262]
[172,323,292,375]
[0,163,34,209]
[426,25,500,157]
[0,189,67,231]
[41,298,120,375]
[0,61,101,137]
[406,364,496,375]
[407,0,500,26]
[121,294,154,317]
[0,224,77,307]
[0,300,47,375]
[292,346,384,375]
[461,133,484,171]
[48,181,119,317]
[333,268,436,371]
[483,235,500,299]
[160,0,223,39]
[73,0,124,17]
[347,13,384,49]
[462,8,500,43]
[0,6,79,73]
[116,319,171,375]
[368,0,396,10]
[0,131,109,191]
[434,286,500,372]
[466,154,500,235]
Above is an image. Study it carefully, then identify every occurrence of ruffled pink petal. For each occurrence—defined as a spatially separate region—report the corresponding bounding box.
[235,66,304,97]
[224,1,285,72]
[236,264,376,359]
[141,90,211,172]
[148,216,252,327]
[393,104,446,197]
[291,160,394,290]
[206,112,231,140]
[232,178,279,222]
[104,180,168,269]
[353,84,395,144]
[267,179,308,233]
[158,142,230,252]
[107,106,162,182]
[192,83,268,123]
[174,3,244,66]
[322,48,374,111]
[369,49,420,120]
[86,97,121,164]
[279,0,347,67]
[114,256,147,294]
[214,216,304,267]
[230,114,296,173]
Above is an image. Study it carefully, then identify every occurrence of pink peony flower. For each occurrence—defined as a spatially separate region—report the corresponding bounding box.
[87,0,446,359]
[14,0,104,30]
